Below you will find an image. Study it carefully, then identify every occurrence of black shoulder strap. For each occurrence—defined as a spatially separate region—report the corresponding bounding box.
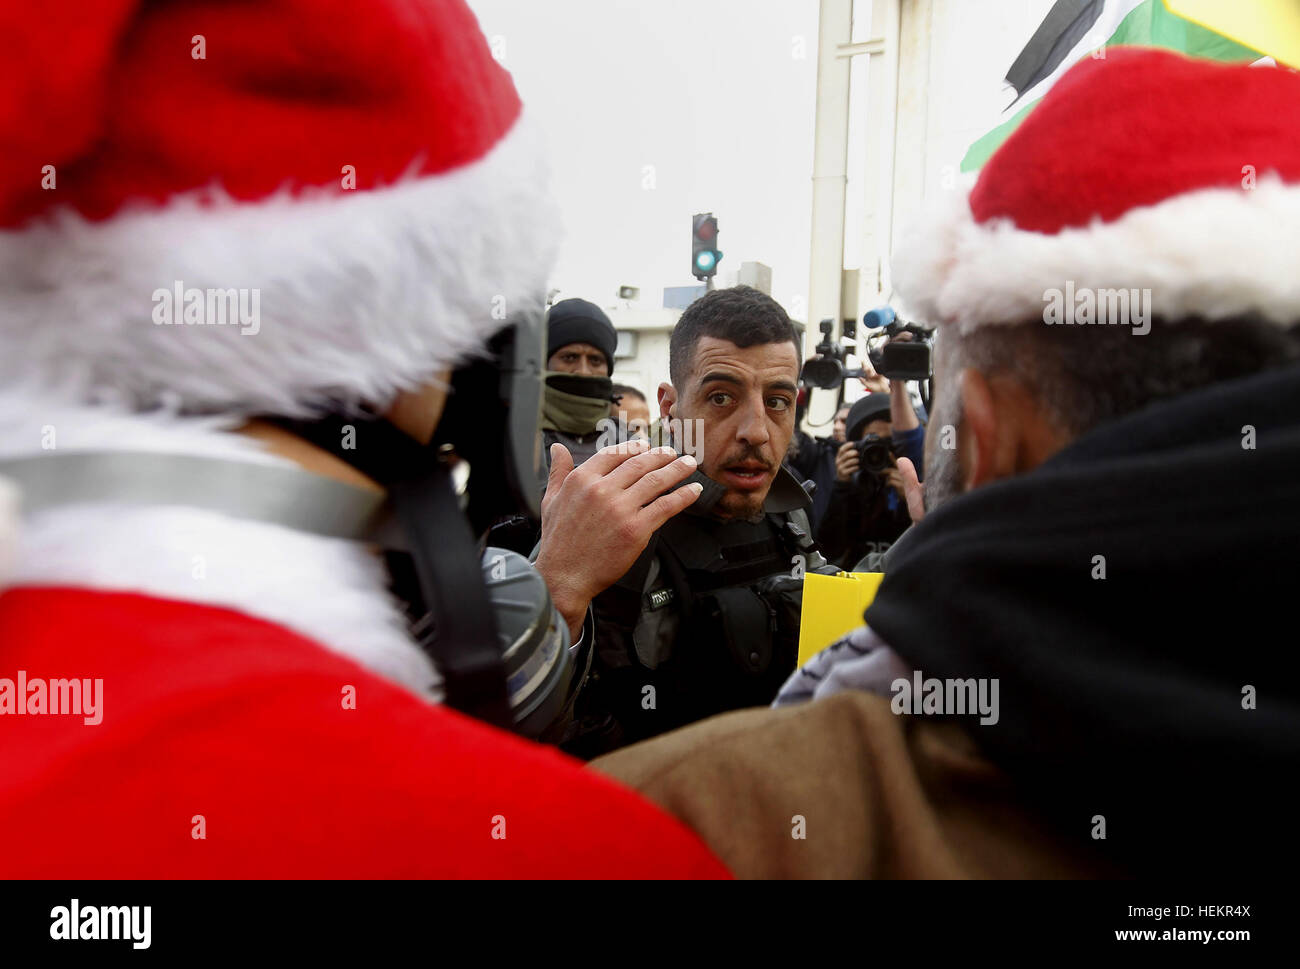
[265,414,513,731]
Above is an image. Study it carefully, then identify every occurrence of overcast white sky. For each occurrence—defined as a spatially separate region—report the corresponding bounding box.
[466,0,821,315]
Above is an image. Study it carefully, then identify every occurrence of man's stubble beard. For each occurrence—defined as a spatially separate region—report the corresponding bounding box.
[708,441,782,522]
[715,490,767,521]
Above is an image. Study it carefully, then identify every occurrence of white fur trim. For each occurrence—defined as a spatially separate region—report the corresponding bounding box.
[8,503,443,702]
[0,476,18,589]
[892,177,1300,333]
[0,386,288,463]
[0,113,558,415]
[0,392,441,702]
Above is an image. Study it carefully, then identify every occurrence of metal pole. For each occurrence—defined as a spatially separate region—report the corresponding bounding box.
[807,0,854,360]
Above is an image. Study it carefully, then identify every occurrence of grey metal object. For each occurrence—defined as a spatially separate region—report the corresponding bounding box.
[480,547,573,737]
[0,451,389,540]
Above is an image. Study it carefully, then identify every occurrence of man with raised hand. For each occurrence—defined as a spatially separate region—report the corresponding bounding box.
[590,49,1300,878]
[539,285,836,758]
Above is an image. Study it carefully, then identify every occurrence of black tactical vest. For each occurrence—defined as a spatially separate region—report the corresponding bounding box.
[569,467,830,757]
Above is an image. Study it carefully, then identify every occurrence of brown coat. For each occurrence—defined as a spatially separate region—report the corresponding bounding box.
[590,691,1120,879]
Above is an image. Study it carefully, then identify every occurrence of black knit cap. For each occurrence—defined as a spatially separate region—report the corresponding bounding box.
[846,392,892,440]
[546,298,617,374]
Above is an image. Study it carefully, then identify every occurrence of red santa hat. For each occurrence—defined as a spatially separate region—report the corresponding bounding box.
[893,48,1300,333]
[0,0,557,415]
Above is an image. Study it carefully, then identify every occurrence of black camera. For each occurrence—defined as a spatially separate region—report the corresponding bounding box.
[800,318,867,390]
[800,309,934,390]
[862,307,934,382]
[853,432,899,493]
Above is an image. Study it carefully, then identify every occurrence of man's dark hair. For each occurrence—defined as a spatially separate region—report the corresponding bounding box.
[948,313,1300,440]
[610,383,646,403]
[669,285,801,388]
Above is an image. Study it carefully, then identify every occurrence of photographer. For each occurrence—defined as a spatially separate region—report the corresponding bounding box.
[815,393,917,568]
[785,401,849,530]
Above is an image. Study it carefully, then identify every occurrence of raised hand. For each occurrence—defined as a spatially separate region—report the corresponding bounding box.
[535,439,702,639]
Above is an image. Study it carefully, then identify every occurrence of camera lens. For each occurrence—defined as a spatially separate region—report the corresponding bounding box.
[800,356,843,390]
[856,436,891,472]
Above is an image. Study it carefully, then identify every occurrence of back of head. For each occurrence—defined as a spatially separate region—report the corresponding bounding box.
[897,48,1300,455]
[877,48,1300,874]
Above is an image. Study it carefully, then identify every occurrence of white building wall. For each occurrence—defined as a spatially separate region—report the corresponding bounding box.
[815,0,1058,321]
[806,0,1055,427]
[873,0,1057,309]
[605,306,678,408]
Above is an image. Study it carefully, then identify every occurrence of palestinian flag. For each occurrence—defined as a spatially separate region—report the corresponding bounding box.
[962,0,1300,171]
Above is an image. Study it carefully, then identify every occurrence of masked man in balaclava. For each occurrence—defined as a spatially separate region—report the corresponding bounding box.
[542,298,622,466]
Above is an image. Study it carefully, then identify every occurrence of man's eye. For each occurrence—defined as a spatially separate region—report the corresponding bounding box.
[709,393,732,406]
[768,397,791,411]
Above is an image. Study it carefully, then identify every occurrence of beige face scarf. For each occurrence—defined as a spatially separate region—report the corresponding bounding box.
[540,373,614,435]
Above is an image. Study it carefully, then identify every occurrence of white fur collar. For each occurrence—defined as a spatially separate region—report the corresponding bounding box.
[0,391,441,701]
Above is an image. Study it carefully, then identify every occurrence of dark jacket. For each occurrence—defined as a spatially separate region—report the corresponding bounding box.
[815,475,912,568]
[596,363,1300,876]
[542,425,609,468]
[564,465,833,759]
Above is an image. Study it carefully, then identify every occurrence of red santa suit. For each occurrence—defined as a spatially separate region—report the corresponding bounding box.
[0,582,725,878]
[0,0,728,878]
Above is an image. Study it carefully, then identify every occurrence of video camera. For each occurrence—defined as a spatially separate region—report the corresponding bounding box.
[799,307,934,389]
[862,307,934,383]
[800,318,863,390]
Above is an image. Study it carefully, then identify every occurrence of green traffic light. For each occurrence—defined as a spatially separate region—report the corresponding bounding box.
[695,251,717,272]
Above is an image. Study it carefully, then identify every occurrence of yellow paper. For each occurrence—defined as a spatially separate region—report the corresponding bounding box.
[1165,0,1300,68]
[797,571,885,667]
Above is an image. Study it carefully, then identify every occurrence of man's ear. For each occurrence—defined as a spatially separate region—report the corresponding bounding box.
[657,382,677,421]
[957,367,1005,491]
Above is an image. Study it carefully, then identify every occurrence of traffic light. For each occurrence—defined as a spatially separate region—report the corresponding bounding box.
[691,213,722,280]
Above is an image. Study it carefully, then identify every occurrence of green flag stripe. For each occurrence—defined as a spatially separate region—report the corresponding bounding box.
[961,101,1038,173]
[960,0,1262,172]
[1108,0,1260,59]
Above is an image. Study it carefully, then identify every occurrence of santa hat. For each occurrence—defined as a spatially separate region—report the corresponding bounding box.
[0,0,557,415]
[894,49,1300,333]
